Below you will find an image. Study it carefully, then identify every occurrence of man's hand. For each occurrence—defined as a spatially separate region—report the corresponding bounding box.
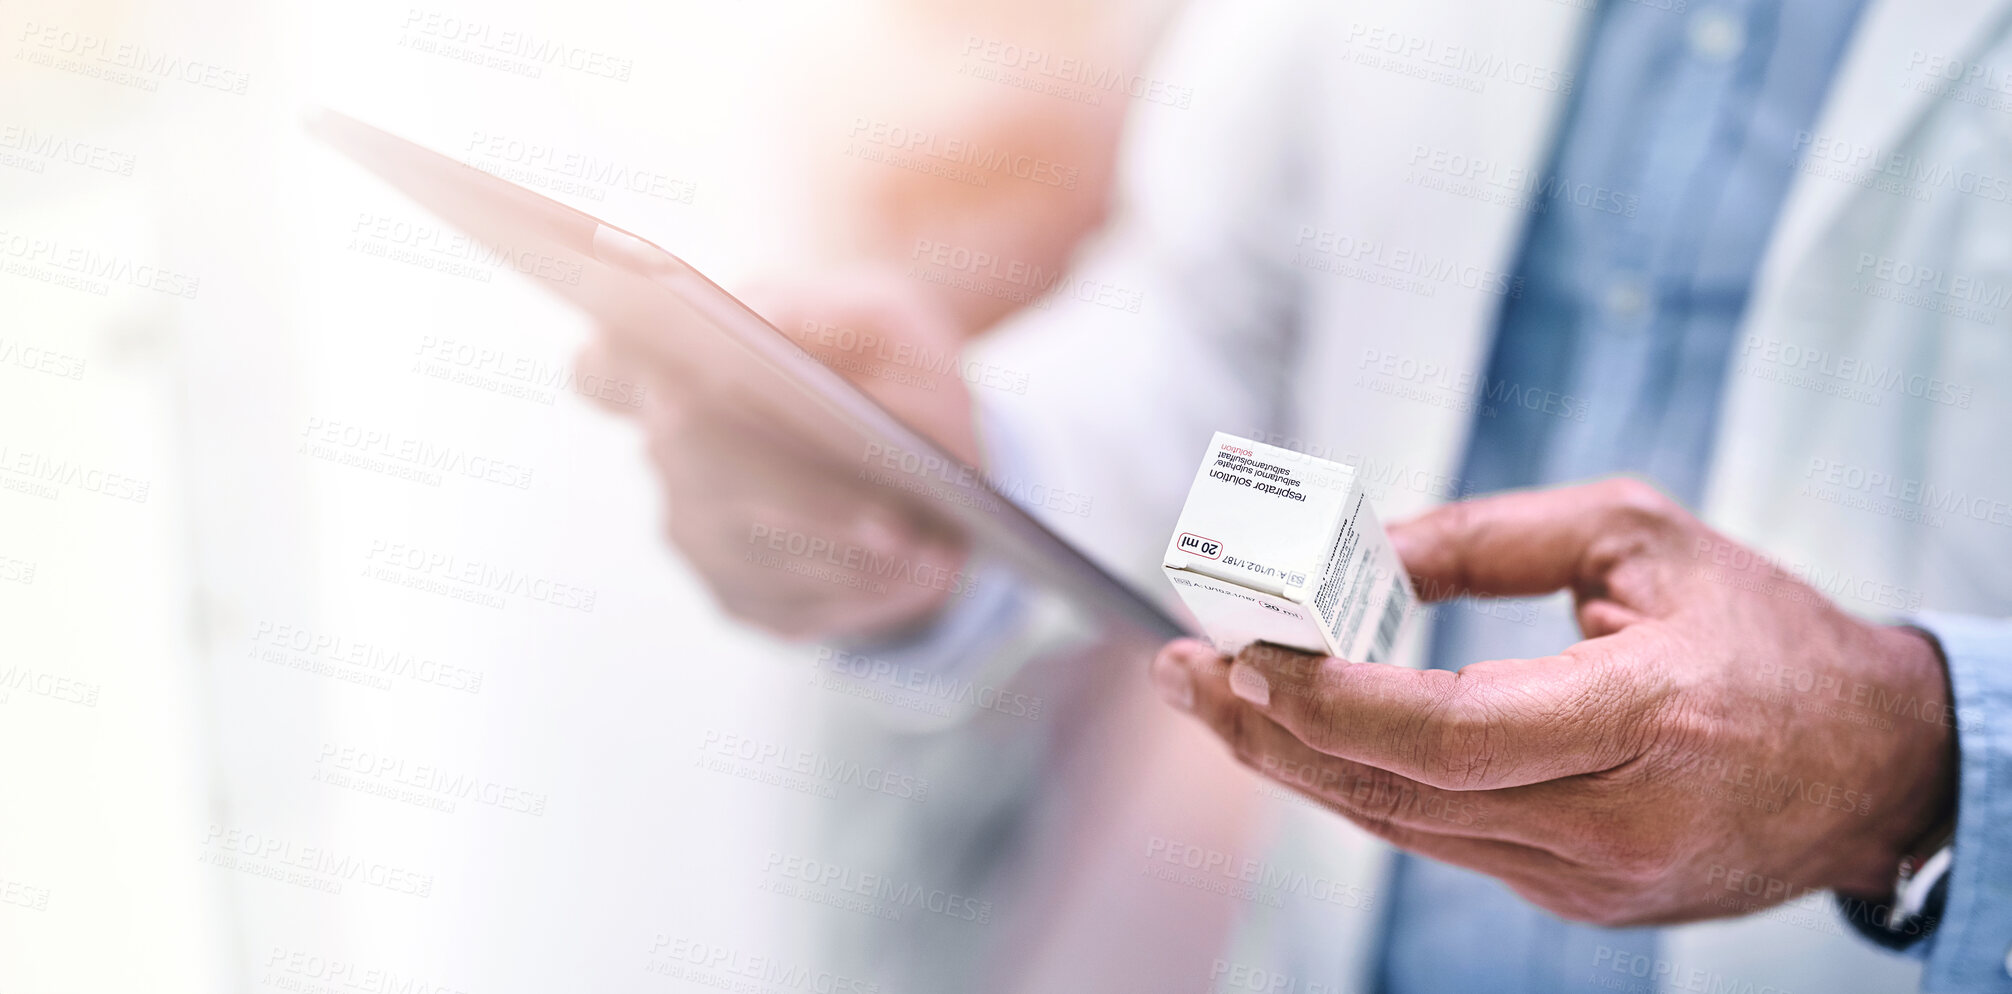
[1149,477,1957,926]
[577,264,980,641]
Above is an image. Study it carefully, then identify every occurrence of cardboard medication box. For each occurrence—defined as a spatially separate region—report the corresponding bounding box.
[1162,432,1413,661]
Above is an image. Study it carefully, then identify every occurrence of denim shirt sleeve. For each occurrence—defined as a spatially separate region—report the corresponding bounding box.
[1910,611,2012,993]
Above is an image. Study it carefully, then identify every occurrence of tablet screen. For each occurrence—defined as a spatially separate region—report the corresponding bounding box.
[308,109,1186,691]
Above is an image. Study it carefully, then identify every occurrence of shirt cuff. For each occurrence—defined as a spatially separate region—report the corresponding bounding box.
[1911,611,2012,992]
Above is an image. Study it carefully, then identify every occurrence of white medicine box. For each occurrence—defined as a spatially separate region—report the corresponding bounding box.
[1162,432,1413,660]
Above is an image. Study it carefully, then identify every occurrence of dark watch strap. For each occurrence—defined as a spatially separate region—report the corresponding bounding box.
[1836,872,1949,951]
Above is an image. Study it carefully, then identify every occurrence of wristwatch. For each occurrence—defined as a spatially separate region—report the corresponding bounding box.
[1838,825,1956,950]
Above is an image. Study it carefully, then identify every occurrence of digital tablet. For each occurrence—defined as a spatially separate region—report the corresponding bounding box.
[307,109,1185,645]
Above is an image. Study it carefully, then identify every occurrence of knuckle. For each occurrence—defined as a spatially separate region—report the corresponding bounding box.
[1584,900,1636,929]
[1644,699,1717,769]
[1592,888,1652,928]
[1597,477,1688,533]
[1598,475,1667,511]
[1415,693,1501,790]
[1293,662,1347,743]
[1426,501,1479,592]
[1220,705,1262,765]
[1590,835,1681,886]
[1534,884,1633,928]
[1353,766,1418,831]
[1239,642,1297,669]
[1539,889,1602,925]
[1584,527,1658,575]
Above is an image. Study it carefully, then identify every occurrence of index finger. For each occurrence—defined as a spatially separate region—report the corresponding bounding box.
[1182,630,1660,790]
[1391,477,1689,602]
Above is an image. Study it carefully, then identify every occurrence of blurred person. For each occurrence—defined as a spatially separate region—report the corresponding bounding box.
[586,0,2012,993]
[589,2,1265,993]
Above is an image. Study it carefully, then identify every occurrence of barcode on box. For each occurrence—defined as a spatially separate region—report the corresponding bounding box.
[1370,584,1409,662]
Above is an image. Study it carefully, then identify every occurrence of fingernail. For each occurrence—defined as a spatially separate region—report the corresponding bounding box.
[1150,651,1195,711]
[1228,663,1271,708]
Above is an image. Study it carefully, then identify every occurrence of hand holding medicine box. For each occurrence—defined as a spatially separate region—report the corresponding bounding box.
[1162,432,1414,661]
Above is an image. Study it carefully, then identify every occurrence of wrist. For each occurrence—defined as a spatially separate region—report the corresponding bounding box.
[1837,624,1958,900]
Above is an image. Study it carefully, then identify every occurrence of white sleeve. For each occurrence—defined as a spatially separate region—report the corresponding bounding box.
[966,0,1317,595]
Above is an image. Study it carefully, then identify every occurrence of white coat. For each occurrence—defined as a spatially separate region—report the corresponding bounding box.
[969,0,2012,988]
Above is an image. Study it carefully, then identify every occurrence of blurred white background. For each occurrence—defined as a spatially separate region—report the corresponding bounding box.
[1,0,873,989]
